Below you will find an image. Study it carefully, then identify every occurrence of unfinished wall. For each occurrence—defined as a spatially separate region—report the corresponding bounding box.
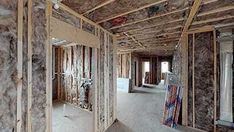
[59,45,94,111]
[117,53,131,78]
[0,1,17,131]
[186,31,216,131]
[96,30,116,132]
[0,0,51,131]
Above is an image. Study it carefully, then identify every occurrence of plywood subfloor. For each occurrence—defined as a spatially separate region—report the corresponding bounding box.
[52,102,93,132]
[106,86,199,132]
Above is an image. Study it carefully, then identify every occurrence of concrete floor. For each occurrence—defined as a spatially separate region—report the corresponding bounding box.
[52,102,93,132]
[106,85,198,132]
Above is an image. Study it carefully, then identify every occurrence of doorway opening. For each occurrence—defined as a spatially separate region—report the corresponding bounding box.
[142,61,150,85]
[160,61,169,84]
[51,38,94,132]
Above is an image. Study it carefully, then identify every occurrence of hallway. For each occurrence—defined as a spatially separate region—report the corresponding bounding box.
[106,86,198,132]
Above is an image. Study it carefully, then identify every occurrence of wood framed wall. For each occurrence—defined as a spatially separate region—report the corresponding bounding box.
[176,26,218,132]
[0,1,116,132]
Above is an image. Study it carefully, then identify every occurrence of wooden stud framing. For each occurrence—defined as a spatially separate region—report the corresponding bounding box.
[213,30,217,132]
[57,47,62,100]
[17,0,23,131]
[27,0,32,131]
[97,0,167,23]
[45,1,52,132]
[82,0,115,15]
[181,33,188,126]
[110,7,189,30]
[192,33,195,128]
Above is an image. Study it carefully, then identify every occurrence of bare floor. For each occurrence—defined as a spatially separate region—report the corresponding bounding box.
[106,86,198,132]
[52,102,93,132]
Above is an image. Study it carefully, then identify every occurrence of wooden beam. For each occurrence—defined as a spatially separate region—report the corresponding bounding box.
[110,7,189,30]
[215,22,234,28]
[192,33,195,128]
[192,15,234,26]
[27,0,32,131]
[116,18,185,34]
[117,25,182,38]
[123,32,145,48]
[118,46,175,52]
[45,1,52,132]
[82,0,115,15]
[178,0,202,44]
[17,0,23,131]
[97,0,167,23]
[197,5,234,17]
[118,30,181,40]
[202,0,218,5]
[213,30,217,132]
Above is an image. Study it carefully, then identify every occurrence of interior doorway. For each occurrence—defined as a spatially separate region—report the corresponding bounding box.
[142,61,150,85]
[160,61,169,84]
[51,38,94,132]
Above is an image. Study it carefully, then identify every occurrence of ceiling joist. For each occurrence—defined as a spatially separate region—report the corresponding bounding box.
[115,18,185,34]
[82,0,115,15]
[123,32,145,48]
[97,0,167,23]
[117,26,182,38]
[197,5,234,17]
[110,7,189,30]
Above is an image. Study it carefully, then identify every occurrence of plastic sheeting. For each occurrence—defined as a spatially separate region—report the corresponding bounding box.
[220,52,233,122]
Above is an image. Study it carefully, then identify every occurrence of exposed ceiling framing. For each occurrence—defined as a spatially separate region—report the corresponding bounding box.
[62,0,234,56]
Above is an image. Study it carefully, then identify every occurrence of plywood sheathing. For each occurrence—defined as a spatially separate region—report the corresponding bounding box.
[0,1,17,131]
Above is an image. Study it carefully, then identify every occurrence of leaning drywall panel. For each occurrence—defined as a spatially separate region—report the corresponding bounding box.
[0,1,17,131]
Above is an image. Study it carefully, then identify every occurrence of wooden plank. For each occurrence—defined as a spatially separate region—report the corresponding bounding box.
[181,33,189,126]
[192,33,195,128]
[197,5,234,17]
[51,17,100,48]
[93,48,98,132]
[110,7,189,30]
[213,30,217,132]
[97,0,167,23]
[117,26,182,39]
[187,25,214,34]
[113,36,117,121]
[45,1,52,132]
[27,0,32,131]
[192,15,234,26]
[123,32,145,48]
[82,0,115,15]
[116,18,185,34]
[57,47,61,100]
[17,0,23,131]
